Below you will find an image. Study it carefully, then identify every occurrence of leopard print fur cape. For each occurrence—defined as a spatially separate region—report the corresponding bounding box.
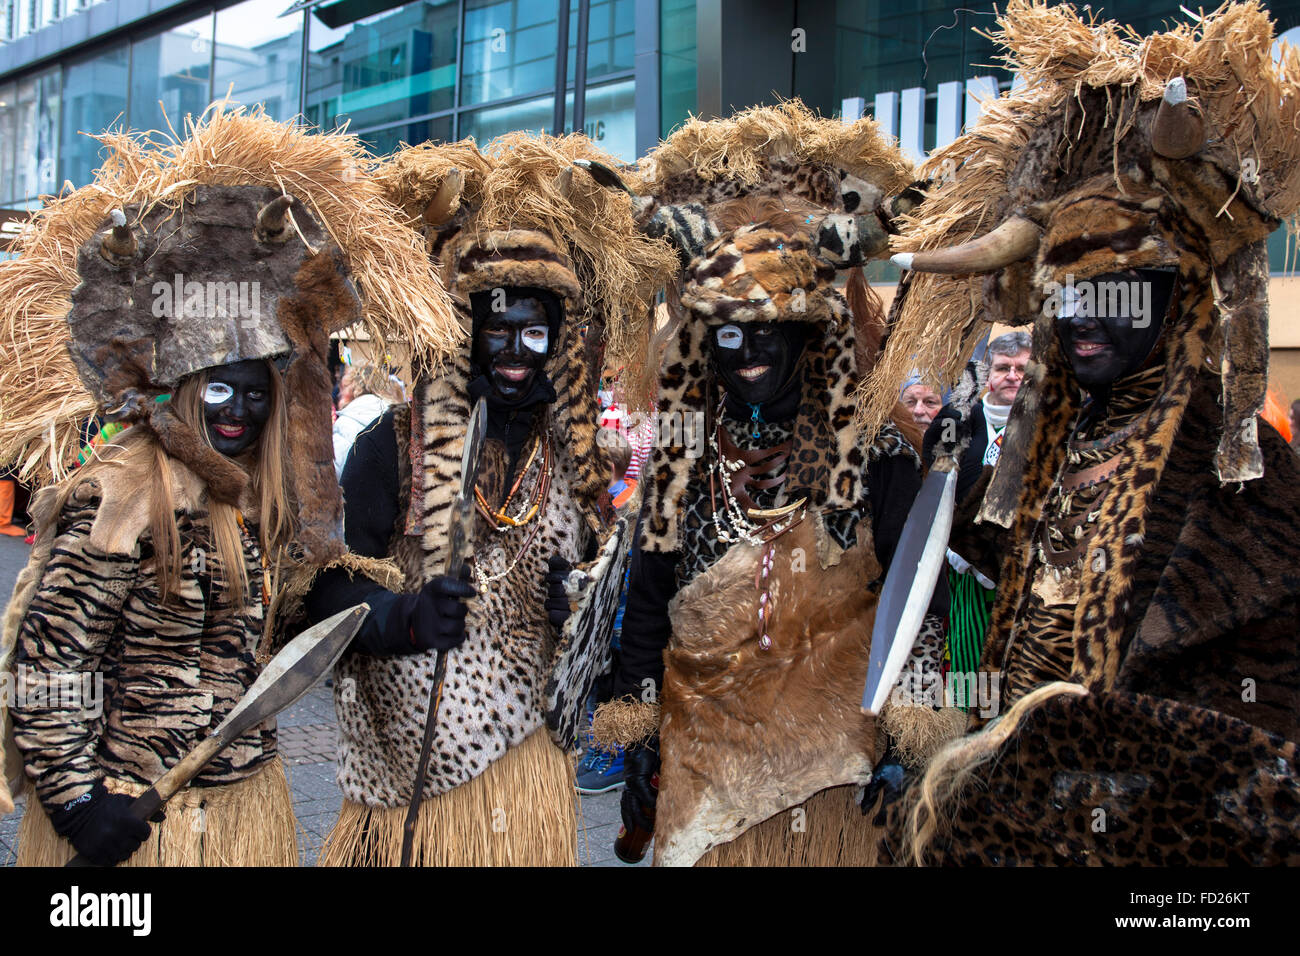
[881,686,1300,866]
[331,367,619,808]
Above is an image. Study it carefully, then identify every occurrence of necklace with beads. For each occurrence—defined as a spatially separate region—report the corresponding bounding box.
[471,432,553,588]
[706,403,807,650]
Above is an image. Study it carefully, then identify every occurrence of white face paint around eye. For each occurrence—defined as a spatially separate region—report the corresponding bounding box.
[204,382,235,405]
[522,325,549,354]
[715,324,743,350]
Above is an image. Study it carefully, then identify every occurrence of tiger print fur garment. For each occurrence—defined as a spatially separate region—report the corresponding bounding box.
[0,112,447,865]
[9,466,276,812]
[876,0,1300,865]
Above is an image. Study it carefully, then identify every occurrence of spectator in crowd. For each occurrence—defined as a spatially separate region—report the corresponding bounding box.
[922,330,1032,694]
[924,331,1031,502]
[900,373,943,428]
[333,362,406,478]
[0,467,28,537]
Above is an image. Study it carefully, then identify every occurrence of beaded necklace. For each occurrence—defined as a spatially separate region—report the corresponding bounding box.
[706,403,807,650]
[471,433,553,588]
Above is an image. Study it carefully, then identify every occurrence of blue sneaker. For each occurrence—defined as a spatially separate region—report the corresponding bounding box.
[575,745,625,794]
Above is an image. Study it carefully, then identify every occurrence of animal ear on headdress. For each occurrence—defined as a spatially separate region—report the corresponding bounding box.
[813,178,933,269]
[642,201,719,268]
[99,209,138,265]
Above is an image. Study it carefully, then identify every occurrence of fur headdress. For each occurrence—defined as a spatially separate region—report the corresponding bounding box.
[0,107,458,561]
[634,102,921,561]
[374,133,678,540]
[868,0,1300,503]
[641,225,880,568]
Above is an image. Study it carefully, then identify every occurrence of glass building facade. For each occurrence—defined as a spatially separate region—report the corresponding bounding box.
[1,0,695,208]
[0,0,1296,278]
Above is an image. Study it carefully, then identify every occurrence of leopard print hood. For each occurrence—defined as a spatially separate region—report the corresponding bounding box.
[641,227,884,570]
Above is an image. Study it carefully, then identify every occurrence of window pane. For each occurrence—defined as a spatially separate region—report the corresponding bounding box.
[567,0,633,84]
[659,0,694,138]
[461,0,559,106]
[59,44,128,190]
[0,83,16,204]
[307,0,459,134]
[460,77,634,161]
[213,0,304,122]
[130,14,215,138]
[356,114,454,156]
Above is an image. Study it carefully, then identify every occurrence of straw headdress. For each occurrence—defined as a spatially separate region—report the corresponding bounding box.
[375,133,678,409]
[0,106,459,491]
[865,0,1300,489]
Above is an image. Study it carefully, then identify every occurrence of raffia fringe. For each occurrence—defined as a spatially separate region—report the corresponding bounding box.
[693,785,880,867]
[16,757,297,867]
[880,704,971,769]
[591,696,659,750]
[318,729,577,867]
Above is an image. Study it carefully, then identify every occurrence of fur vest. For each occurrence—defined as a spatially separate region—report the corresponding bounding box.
[331,403,596,808]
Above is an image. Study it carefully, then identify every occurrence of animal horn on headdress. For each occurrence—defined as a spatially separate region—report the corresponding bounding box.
[891,215,1040,275]
[554,165,575,198]
[573,158,638,198]
[99,209,137,264]
[255,194,295,242]
[423,168,464,226]
[1151,77,1205,160]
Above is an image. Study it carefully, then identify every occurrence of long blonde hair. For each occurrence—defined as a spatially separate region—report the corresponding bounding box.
[58,359,294,603]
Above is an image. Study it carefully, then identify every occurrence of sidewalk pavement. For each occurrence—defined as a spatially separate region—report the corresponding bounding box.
[0,535,648,867]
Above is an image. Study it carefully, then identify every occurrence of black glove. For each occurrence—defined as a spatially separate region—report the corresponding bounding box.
[361,565,476,657]
[48,781,151,867]
[545,556,574,631]
[860,752,907,826]
[620,736,660,833]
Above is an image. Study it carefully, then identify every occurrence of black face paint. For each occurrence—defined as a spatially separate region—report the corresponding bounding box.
[471,298,554,403]
[1054,268,1174,394]
[202,359,272,457]
[710,320,811,408]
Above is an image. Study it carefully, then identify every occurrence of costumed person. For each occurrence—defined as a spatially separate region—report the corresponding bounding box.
[0,109,451,866]
[865,0,1300,865]
[594,102,965,867]
[303,134,675,866]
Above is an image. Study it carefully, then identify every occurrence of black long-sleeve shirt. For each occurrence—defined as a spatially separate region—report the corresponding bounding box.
[303,408,404,642]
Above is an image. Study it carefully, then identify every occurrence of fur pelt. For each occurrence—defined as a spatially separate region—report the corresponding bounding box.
[277,247,360,563]
[653,518,880,866]
[888,684,1300,866]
